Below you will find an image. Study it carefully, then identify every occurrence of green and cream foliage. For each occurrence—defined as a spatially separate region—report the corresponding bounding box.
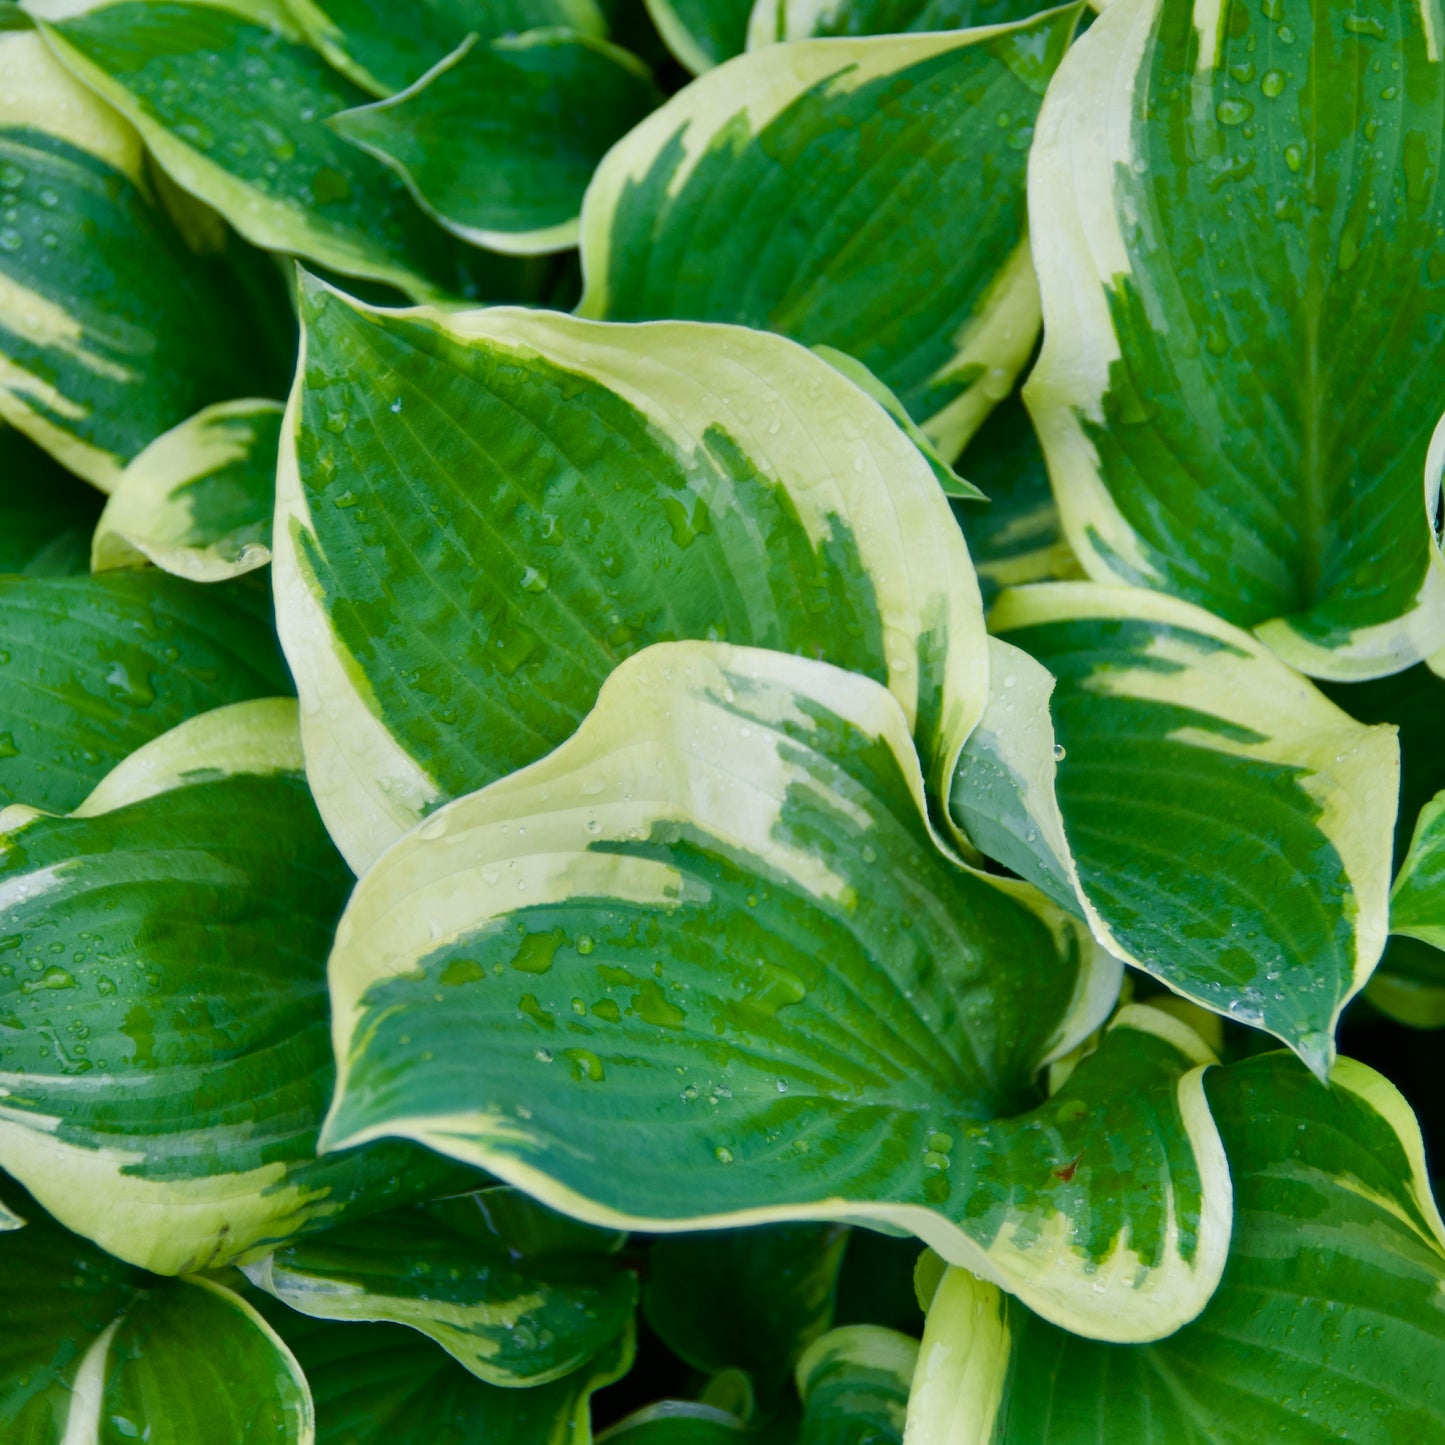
[1,1199,314,1445]
[1025,0,1445,680]
[0,8,286,492]
[905,1053,1445,1444]
[0,701,466,1275]
[276,283,989,871]
[578,5,1079,459]
[4,0,1445,1436]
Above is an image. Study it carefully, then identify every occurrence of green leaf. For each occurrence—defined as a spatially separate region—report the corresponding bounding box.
[0,570,291,813]
[577,6,1081,458]
[643,0,751,72]
[0,700,468,1275]
[242,1188,638,1385]
[330,31,659,256]
[795,1325,916,1445]
[28,0,515,303]
[0,18,287,490]
[265,1307,634,1445]
[91,398,283,581]
[905,1053,1445,1443]
[981,581,1400,1074]
[1391,791,1445,953]
[0,424,104,575]
[952,394,1079,608]
[0,1196,313,1445]
[1025,0,1445,679]
[749,0,1053,44]
[282,0,608,96]
[321,639,1233,1343]
[1322,663,1445,1026]
[598,1403,747,1443]
[644,1223,849,1400]
[276,281,989,872]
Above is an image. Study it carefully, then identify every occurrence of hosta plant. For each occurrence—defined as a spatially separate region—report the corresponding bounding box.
[1,0,1443,1440]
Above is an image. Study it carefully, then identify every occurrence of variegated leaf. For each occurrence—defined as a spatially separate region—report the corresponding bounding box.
[27,0,525,303]
[794,1325,916,1445]
[243,1186,637,1386]
[0,569,289,812]
[979,582,1400,1074]
[263,1304,634,1445]
[1026,0,1445,679]
[0,700,468,1275]
[276,280,988,872]
[1391,791,1445,952]
[0,1192,313,1445]
[331,31,659,256]
[578,7,1081,458]
[321,640,1233,1344]
[747,0,1052,44]
[0,14,288,490]
[92,398,282,581]
[905,1053,1445,1444]
[597,1403,748,1442]
[283,0,607,96]
[645,0,751,71]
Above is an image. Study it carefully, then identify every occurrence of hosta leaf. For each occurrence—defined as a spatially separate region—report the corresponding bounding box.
[264,1308,634,1445]
[794,1326,916,1445]
[330,31,659,256]
[282,0,608,96]
[0,424,103,575]
[1323,663,1445,1026]
[242,1188,638,1385]
[0,700,467,1275]
[747,0,1051,44]
[0,1196,312,1445]
[1026,0,1445,679]
[0,17,286,490]
[644,1223,849,1400]
[28,0,513,303]
[91,398,282,582]
[1392,791,1445,952]
[276,282,988,872]
[0,570,290,813]
[577,6,1081,458]
[598,1403,748,1442]
[952,395,1078,608]
[905,1053,1445,1444]
[982,582,1399,1074]
[321,640,1232,1343]
[643,0,751,72]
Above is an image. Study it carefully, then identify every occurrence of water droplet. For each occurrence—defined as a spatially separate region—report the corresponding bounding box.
[22,966,75,994]
[564,1047,604,1082]
[0,228,21,253]
[0,733,17,760]
[576,934,595,955]
[1216,99,1254,127]
[776,1078,788,1093]
[520,565,549,594]
[1284,143,1305,173]
[1343,13,1387,38]
[682,1083,698,1101]
[714,1145,734,1165]
[390,396,403,413]
[534,1048,553,1063]
[0,163,23,189]
[1052,743,1067,762]
[1261,70,1285,98]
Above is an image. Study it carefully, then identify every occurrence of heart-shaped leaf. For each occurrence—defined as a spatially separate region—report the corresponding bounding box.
[322,640,1232,1342]
[906,1052,1445,1443]
[974,582,1399,1074]
[331,32,659,256]
[1025,0,1445,678]
[0,1190,313,1445]
[578,6,1082,458]
[0,699,468,1274]
[275,280,988,871]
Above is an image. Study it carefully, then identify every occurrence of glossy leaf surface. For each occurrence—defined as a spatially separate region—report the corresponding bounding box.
[1026,0,1445,678]
[578,8,1079,457]
[276,282,988,871]
[794,1325,915,1445]
[644,0,750,71]
[0,700,464,1274]
[748,0,1050,43]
